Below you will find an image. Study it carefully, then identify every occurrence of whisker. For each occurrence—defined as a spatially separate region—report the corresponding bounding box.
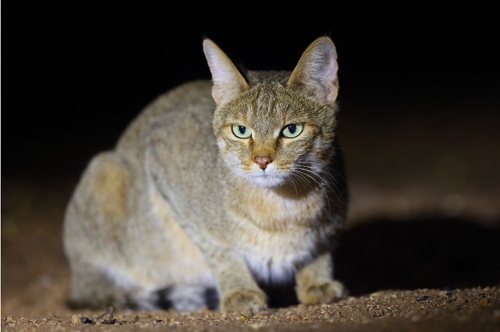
[283,173,299,195]
[292,158,347,215]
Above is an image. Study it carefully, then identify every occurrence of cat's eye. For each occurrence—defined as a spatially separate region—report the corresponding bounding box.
[281,124,304,138]
[231,125,252,139]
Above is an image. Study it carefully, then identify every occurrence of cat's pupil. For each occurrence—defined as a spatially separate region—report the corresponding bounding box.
[288,124,297,134]
[238,126,247,135]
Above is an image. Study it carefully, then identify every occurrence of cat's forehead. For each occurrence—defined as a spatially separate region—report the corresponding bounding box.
[221,83,313,131]
[246,71,290,85]
[248,83,312,117]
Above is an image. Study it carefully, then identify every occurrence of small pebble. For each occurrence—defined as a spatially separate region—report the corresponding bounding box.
[416,296,429,302]
[288,314,302,321]
[80,316,94,324]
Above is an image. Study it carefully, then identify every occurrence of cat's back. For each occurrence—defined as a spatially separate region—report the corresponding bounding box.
[115,80,215,163]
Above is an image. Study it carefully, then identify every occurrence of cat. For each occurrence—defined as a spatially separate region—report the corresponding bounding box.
[63,35,348,313]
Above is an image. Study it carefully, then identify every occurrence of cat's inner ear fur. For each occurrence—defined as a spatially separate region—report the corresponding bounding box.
[203,39,249,106]
[286,37,339,106]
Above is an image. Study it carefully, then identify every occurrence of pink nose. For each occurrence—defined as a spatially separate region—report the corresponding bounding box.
[254,156,272,170]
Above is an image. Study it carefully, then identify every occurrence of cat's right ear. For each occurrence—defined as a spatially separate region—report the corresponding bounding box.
[203,39,249,106]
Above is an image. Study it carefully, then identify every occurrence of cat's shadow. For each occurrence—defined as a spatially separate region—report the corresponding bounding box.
[335,217,500,296]
[263,217,500,307]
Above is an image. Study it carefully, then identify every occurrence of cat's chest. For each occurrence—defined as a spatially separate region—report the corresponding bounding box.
[228,183,326,231]
[225,186,329,282]
[235,225,318,283]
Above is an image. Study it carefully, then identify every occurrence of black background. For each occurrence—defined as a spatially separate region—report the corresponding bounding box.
[3,3,500,298]
[3,3,499,177]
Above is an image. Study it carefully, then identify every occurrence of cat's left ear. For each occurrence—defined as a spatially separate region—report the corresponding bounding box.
[287,36,339,106]
[203,38,249,106]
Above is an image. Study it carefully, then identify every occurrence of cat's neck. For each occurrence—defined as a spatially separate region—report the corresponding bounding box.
[224,171,326,231]
[270,176,323,200]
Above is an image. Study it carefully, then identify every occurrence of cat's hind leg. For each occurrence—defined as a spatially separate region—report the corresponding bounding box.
[64,151,142,309]
[66,261,142,309]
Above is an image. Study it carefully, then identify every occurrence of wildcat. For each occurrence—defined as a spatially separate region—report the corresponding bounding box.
[63,36,348,313]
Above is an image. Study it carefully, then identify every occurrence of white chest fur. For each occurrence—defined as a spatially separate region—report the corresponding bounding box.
[237,227,317,283]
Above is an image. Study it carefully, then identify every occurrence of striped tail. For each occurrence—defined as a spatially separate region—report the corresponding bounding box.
[153,285,219,311]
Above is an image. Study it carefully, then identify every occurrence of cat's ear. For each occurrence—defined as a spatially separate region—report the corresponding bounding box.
[287,36,339,106]
[203,38,249,106]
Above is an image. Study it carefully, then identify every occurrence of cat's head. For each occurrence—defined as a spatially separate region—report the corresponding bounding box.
[203,37,340,189]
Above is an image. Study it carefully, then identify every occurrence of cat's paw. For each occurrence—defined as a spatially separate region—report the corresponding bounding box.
[221,289,267,313]
[297,280,347,304]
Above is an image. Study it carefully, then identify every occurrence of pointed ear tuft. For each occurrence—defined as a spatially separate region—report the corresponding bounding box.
[286,37,339,106]
[203,39,249,106]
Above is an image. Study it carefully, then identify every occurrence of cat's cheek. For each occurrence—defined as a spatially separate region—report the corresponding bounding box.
[216,138,228,152]
[217,139,241,160]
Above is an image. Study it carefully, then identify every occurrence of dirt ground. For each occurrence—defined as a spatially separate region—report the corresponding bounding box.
[2,98,500,331]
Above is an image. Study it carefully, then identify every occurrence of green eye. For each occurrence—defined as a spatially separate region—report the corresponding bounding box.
[281,123,303,138]
[232,125,252,139]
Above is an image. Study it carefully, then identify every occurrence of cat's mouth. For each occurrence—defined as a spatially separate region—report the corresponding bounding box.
[248,170,286,188]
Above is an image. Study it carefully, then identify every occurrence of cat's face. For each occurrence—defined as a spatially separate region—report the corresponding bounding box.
[204,36,340,189]
[213,82,337,188]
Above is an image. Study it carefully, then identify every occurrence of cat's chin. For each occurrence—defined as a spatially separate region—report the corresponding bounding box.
[248,173,285,188]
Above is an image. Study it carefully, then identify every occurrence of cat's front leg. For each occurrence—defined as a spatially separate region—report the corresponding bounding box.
[220,288,267,313]
[295,252,347,304]
[200,243,267,313]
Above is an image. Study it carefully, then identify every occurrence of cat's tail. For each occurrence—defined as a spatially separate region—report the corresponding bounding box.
[150,285,219,311]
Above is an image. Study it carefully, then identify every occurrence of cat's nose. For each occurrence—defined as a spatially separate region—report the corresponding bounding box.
[254,156,272,170]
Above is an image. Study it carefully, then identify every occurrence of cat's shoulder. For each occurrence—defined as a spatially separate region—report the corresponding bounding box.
[136,80,215,122]
[156,79,213,104]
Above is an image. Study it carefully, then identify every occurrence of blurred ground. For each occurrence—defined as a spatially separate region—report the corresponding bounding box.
[2,91,500,331]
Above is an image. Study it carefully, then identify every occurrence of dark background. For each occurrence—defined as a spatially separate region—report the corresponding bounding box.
[3,3,500,295]
[3,3,499,178]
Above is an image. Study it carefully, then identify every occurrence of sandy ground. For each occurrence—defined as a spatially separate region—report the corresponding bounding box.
[2,98,500,331]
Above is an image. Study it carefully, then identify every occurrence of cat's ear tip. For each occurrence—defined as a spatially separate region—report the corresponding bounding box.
[320,31,332,39]
[202,38,218,55]
[313,36,337,56]
[202,37,216,47]
[316,35,335,45]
